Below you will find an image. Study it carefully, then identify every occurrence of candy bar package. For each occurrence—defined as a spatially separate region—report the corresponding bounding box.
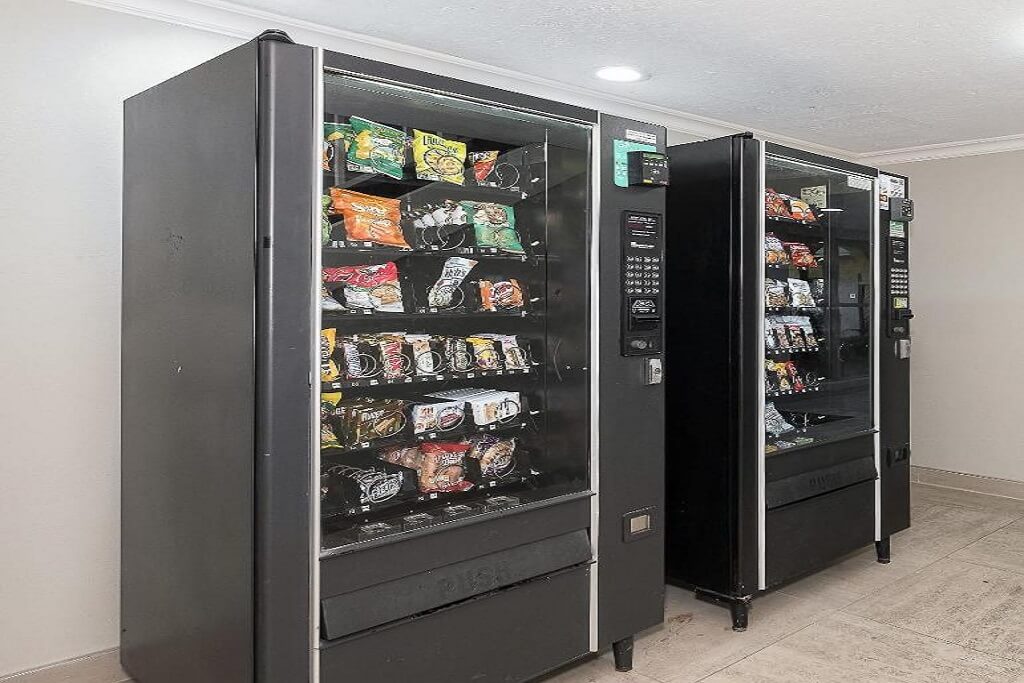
[473,333,530,370]
[764,402,796,437]
[321,458,412,512]
[466,434,517,479]
[479,277,525,312]
[328,188,410,249]
[419,442,474,492]
[470,150,523,192]
[443,336,474,373]
[376,334,410,380]
[765,359,781,392]
[799,318,819,348]
[347,116,407,180]
[336,397,408,447]
[766,316,790,350]
[405,333,441,376]
[785,361,805,392]
[320,392,344,449]
[765,278,789,308]
[323,262,405,313]
[320,328,342,382]
[765,188,789,218]
[426,257,477,309]
[809,278,826,306]
[467,336,502,370]
[463,202,524,254]
[784,241,818,268]
[413,129,467,185]
[338,335,380,380]
[785,323,807,349]
[764,233,790,265]
[409,399,465,434]
[764,323,779,351]
[788,278,815,308]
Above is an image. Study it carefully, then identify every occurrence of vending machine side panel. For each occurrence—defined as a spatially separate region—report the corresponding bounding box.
[122,41,259,683]
[596,115,667,654]
[879,173,912,542]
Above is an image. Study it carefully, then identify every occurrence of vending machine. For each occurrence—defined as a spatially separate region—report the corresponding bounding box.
[121,30,666,683]
[663,134,911,629]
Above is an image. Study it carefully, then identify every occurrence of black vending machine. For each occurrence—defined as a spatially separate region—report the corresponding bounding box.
[121,31,666,683]
[663,134,912,629]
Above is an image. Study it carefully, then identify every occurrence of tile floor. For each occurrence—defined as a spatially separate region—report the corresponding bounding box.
[9,484,1023,683]
[543,484,1024,683]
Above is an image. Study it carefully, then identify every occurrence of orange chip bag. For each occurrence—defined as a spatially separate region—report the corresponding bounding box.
[328,188,411,249]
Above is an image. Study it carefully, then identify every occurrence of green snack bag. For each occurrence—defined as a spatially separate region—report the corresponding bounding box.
[464,201,524,254]
[321,195,333,245]
[348,116,407,180]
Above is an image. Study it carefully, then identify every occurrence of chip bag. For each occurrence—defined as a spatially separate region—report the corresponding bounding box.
[323,262,405,312]
[464,202,524,254]
[328,188,410,249]
[413,129,467,185]
[479,277,525,312]
[320,329,341,382]
[347,116,407,180]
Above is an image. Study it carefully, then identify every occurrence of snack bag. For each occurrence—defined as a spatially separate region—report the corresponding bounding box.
[376,334,409,380]
[479,277,525,312]
[444,336,474,373]
[323,262,404,312]
[463,202,524,254]
[347,116,407,180]
[414,442,474,493]
[470,150,498,185]
[765,187,789,218]
[774,362,791,392]
[470,150,523,191]
[379,445,423,471]
[765,402,795,437]
[413,129,467,185]
[466,434,517,478]
[764,233,790,265]
[765,278,789,308]
[784,241,818,268]
[467,336,502,370]
[321,195,334,245]
[785,323,807,349]
[321,285,345,311]
[410,400,465,434]
[786,361,805,391]
[427,257,478,309]
[323,122,353,172]
[765,359,781,392]
[788,278,815,307]
[328,188,410,249]
[320,329,341,382]
[788,198,816,222]
[320,392,344,448]
[476,333,529,370]
[800,319,819,348]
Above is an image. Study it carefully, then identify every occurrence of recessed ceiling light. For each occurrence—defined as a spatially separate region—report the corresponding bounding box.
[595,66,648,83]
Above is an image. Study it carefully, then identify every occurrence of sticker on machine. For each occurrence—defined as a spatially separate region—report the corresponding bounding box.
[847,175,872,191]
[625,129,658,145]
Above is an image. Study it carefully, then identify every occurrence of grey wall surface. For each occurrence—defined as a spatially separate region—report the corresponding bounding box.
[890,150,1024,483]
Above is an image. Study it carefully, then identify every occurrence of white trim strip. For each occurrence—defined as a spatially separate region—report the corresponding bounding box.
[872,178,883,541]
[861,133,1024,167]
[756,141,767,592]
[588,118,602,654]
[310,46,324,683]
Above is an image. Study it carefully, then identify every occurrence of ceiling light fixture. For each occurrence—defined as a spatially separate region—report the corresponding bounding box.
[595,66,648,83]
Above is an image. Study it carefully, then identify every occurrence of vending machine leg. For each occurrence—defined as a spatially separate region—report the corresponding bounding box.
[729,598,751,632]
[612,636,635,672]
[875,537,891,564]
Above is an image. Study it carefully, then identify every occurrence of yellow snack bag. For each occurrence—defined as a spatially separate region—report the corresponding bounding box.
[320,328,341,382]
[413,129,466,185]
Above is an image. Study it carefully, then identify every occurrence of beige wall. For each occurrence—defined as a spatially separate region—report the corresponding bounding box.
[890,150,1024,483]
[0,2,238,675]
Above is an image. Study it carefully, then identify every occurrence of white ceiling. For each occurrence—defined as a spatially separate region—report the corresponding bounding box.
[100,0,1024,157]
[223,0,1024,155]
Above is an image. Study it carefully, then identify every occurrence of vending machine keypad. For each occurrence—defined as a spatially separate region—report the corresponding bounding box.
[621,211,664,355]
[888,233,913,337]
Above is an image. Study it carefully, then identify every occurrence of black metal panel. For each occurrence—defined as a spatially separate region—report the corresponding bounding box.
[765,142,879,178]
[664,135,760,598]
[766,480,875,587]
[323,51,597,124]
[596,115,667,647]
[880,173,912,538]
[121,42,258,683]
[254,38,316,683]
[322,531,591,640]
[766,457,877,509]
[321,494,590,596]
[765,433,875,483]
[320,566,591,683]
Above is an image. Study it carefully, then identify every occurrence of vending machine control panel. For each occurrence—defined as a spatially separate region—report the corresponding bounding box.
[888,223,913,338]
[621,211,664,355]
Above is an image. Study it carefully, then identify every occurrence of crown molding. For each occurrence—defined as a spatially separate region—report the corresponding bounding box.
[860,133,1024,167]
[69,0,857,159]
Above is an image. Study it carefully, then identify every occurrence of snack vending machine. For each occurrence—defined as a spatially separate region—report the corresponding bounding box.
[121,31,666,683]
[663,134,911,629]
